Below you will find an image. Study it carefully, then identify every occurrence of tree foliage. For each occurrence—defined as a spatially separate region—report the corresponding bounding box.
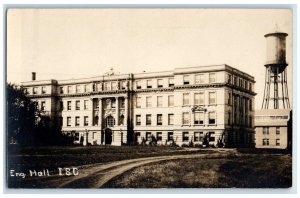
[7,83,39,145]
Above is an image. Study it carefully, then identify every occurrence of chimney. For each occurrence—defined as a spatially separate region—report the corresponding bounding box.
[32,72,36,81]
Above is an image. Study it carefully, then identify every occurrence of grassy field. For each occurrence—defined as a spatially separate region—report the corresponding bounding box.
[104,154,292,188]
[7,145,213,174]
[7,145,292,188]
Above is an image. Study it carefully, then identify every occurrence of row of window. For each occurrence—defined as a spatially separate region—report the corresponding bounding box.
[31,86,47,95]
[62,116,89,127]
[60,100,90,111]
[136,131,215,142]
[135,112,216,126]
[59,81,128,94]
[262,127,281,135]
[227,73,253,91]
[262,138,281,146]
[227,92,253,111]
[136,92,216,108]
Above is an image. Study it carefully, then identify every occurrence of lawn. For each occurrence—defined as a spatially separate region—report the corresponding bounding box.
[7,145,292,188]
[7,145,213,177]
[104,153,292,188]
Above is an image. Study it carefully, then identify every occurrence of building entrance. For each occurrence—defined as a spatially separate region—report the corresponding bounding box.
[104,128,112,145]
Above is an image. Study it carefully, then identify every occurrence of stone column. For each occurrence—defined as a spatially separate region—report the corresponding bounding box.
[83,129,88,146]
[98,98,102,127]
[124,96,128,127]
[98,98,103,145]
[115,97,119,126]
[89,98,93,126]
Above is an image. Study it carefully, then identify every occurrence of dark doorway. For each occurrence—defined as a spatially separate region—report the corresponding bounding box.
[105,128,112,145]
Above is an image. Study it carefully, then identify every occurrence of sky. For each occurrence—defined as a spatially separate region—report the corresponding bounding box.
[6,8,293,109]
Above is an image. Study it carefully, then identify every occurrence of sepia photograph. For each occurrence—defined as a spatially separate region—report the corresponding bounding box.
[5,7,294,190]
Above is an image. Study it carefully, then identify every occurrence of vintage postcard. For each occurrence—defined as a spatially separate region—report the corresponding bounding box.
[6,7,293,189]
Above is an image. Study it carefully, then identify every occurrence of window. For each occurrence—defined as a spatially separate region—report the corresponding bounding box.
[146,114,152,125]
[245,81,248,90]
[263,139,269,146]
[120,115,125,125]
[84,116,88,126]
[121,81,126,90]
[59,117,63,127]
[194,93,204,105]
[41,86,46,94]
[183,75,190,85]
[209,132,215,142]
[208,112,216,125]
[157,114,163,125]
[76,85,81,93]
[157,79,163,88]
[74,133,79,141]
[111,82,117,90]
[120,98,125,108]
[41,101,45,111]
[168,78,174,87]
[157,96,163,107]
[194,112,204,125]
[136,81,141,89]
[263,127,269,135]
[136,97,141,108]
[228,92,232,105]
[146,96,152,107]
[106,116,115,127]
[60,101,64,110]
[33,87,38,94]
[234,76,238,86]
[249,83,252,91]
[182,132,189,142]
[276,139,280,146]
[93,132,97,140]
[157,132,162,141]
[183,93,190,106]
[76,100,80,110]
[147,80,152,88]
[67,86,72,93]
[228,111,231,125]
[60,87,64,94]
[276,127,280,134]
[104,83,109,91]
[227,74,232,83]
[209,92,216,105]
[84,100,88,110]
[194,132,203,142]
[84,84,89,92]
[146,132,151,141]
[168,114,174,125]
[94,116,99,126]
[136,115,141,125]
[195,74,204,84]
[209,73,216,83]
[67,101,71,110]
[167,132,173,141]
[75,116,80,126]
[182,112,190,125]
[249,99,253,111]
[67,117,71,126]
[111,99,116,108]
[168,95,174,107]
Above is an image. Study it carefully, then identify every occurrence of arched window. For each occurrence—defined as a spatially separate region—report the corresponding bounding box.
[106,116,115,127]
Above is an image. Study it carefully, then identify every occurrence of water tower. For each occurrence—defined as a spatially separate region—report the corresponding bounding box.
[261,30,290,109]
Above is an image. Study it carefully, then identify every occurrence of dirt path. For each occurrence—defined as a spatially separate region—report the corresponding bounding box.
[46,151,232,188]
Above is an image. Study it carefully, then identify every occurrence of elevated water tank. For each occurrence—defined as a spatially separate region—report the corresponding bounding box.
[264,32,288,74]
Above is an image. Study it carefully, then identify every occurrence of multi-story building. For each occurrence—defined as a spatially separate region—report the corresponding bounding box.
[22,64,256,147]
[255,109,292,149]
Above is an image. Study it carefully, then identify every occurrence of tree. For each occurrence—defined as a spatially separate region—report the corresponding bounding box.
[6,83,38,145]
